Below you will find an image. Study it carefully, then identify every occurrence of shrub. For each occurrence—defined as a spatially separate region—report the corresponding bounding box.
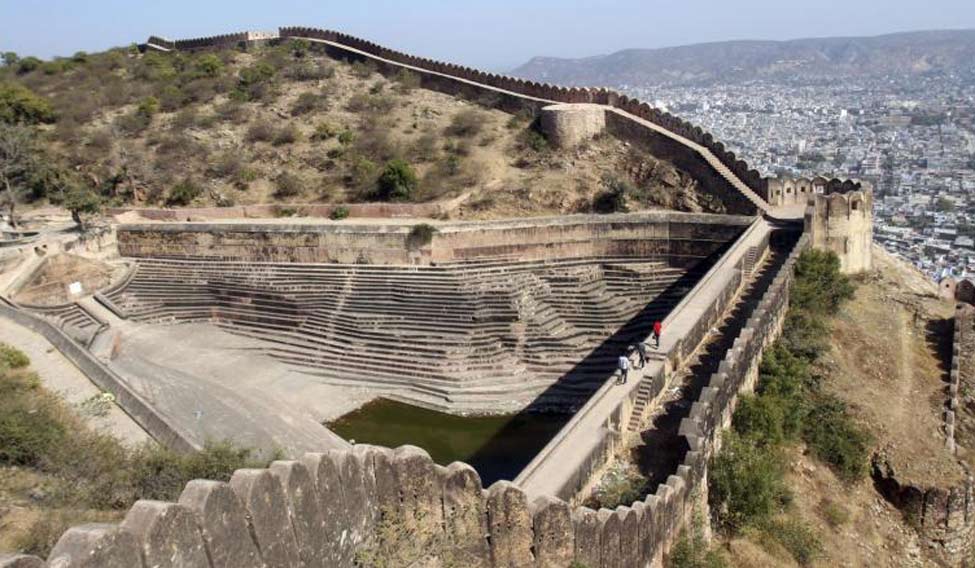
[193,54,224,78]
[445,109,484,138]
[166,179,202,206]
[820,499,850,528]
[802,394,871,481]
[586,468,647,510]
[758,518,822,566]
[0,369,68,467]
[291,92,324,116]
[128,441,263,502]
[337,129,355,145]
[311,122,337,140]
[791,249,855,315]
[708,432,789,533]
[272,123,300,146]
[346,93,395,113]
[330,206,350,220]
[521,129,549,152]
[2,52,18,67]
[0,82,56,124]
[245,119,275,143]
[114,110,151,135]
[376,159,418,201]
[350,60,377,79]
[348,157,378,189]
[0,343,30,369]
[408,224,437,248]
[593,178,631,214]
[17,56,42,74]
[286,61,333,82]
[273,172,303,198]
[136,96,159,119]
[394,69,421,92]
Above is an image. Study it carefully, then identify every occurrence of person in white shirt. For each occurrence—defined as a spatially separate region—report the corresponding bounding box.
[617,353,630,384]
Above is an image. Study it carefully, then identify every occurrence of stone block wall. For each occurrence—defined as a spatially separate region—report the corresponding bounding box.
[116,212,752,266]
[539,104,607,148]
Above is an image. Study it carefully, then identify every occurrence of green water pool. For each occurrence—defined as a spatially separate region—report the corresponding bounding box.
[327,398,570,486]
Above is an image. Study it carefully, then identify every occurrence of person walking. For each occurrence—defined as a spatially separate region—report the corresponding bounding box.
[653,320,663,348]
[617,353,630,385]
[633,341,648,369]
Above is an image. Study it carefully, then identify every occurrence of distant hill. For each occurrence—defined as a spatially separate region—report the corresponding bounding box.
[512,29,975,87]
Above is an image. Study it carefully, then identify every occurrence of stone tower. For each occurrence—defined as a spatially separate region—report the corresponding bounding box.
[804,180,874,274]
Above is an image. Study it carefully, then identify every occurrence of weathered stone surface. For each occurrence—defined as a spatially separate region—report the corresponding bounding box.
[333,449,370,547]
[178,480,262,568]
[121,501,208,568]
[598,508,622,568]
[393,446,444,547]
[632,500,655,566]
[540,103,607,148]
[0,554,44,568]
[572,507,600,568]
[47,523,142,568]
[352,444,383,530]
[301,452,353,567]
[616,506,640,568]
[486,481,534,567]
[441,462,490,567]
[270,460,329,566]
[531,495,574,567]
[229,469,302,567]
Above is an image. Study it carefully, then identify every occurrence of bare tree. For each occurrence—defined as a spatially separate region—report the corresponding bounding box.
[0,123,38,228]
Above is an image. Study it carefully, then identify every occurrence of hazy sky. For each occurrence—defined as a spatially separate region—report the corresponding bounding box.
[3,0,975,70]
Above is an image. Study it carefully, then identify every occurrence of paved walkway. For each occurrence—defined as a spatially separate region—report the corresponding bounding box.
[0,314,152,446]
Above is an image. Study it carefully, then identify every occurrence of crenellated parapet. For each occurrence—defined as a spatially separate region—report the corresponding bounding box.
[792,177,874,273]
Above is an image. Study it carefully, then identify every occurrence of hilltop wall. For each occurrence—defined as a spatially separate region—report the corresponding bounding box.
[143,27,770,212]
[115,212,752,266]
[11,229,808,568]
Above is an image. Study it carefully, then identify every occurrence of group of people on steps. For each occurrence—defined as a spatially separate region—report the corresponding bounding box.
[617,320,662,385]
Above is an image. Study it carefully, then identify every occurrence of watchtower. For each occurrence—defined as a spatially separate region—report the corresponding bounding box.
[804,179,874,274]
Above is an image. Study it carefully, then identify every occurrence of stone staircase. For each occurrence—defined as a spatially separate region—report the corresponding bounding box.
[103,254,710,412]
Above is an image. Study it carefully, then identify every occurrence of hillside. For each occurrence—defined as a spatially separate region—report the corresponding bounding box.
[0,41,728,221]
[721,248,959,567]
[513,29,975,87]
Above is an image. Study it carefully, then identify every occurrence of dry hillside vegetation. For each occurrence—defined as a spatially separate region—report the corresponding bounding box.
[1,42,724,220]
[718,248,957,568]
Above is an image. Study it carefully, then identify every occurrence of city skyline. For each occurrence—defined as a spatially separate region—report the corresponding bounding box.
[3,0,975,70]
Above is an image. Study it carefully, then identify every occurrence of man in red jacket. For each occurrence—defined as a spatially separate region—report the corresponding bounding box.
[653,320,662,348]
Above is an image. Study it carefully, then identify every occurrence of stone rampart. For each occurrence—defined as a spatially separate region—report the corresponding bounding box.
[116,212,752,266]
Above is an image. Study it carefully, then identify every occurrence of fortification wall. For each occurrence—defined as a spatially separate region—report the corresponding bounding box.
[106,201,447,221]
[116,212,752,266]
[804,183,874,274]
[14,229,806,568]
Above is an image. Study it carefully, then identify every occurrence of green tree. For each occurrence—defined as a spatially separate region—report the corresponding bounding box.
[376,159,418,201]
[2,52,18,67]
[0,123,39,226]
[62,185,102,230]
[0,82,56,125]
[16,56,41,74]
[193,54,224,78]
